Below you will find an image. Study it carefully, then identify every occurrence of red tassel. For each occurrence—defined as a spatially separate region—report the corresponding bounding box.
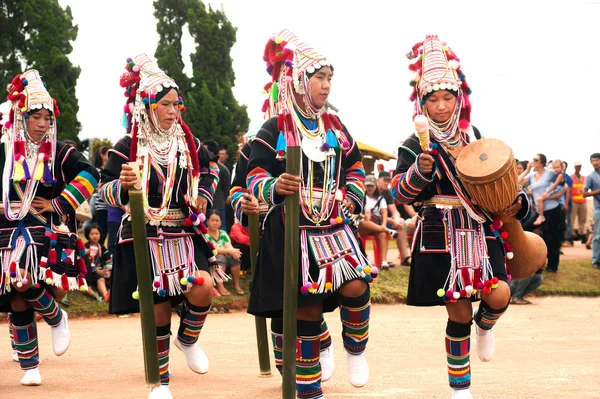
[45,268,53,280]
[264,82,273,91]
[277,114,285,132]
[76,238,85,252]
[61,274,69,290]
[344,254,358,267]
[285,114,294,134]
[261,99,269,113]
[52,98,60,116]
[330,115,343,131]
[78,257,87,274]
[207,241,215,250]
[326,264,332,284]
[49,248,57,264]
[321,113,332,131]
[199,224,208,234]
[79,276,86,287]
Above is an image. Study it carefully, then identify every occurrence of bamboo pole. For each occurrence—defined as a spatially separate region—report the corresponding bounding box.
[249,212,272,377]
[282,146,300,398]
[128,162,160,387]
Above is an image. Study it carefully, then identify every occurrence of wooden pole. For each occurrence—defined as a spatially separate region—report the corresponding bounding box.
[282,146,300,398]
[249,212,272,377]
[128,162,160,387]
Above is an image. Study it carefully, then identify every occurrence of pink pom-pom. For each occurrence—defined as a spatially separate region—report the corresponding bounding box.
[153,281,161,288]
[198,213,206,223]
[132,66,140,73]
[285,76,292,83]
[506,252,514,259]
[4,121,12,129]
[446,289,453,298]
[123,104,130,113]
[476,282,484,290]
[341,140,350,150]
[459,119,470,130]
[507,274,512,281]
[329,218,336,225]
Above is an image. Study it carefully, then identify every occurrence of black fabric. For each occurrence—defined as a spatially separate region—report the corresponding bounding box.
[10,307,34,326]
[212,162,231,210]
[246,116,367,318]
[297,320,321,336]
[271,318,283,334]
[446,319,472,336]
[17,285,47,301]
[542,206,562,271]
[474,300,509,326]
[156,323,171,337]
[381,189,394,206]
[337,284,370,308]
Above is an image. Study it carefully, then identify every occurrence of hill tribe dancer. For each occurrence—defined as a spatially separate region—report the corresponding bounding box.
[99,54,221,399]
[0,70,99,386]
[231,141,335,381]
[246,29,372,398]
[392,35,530,399]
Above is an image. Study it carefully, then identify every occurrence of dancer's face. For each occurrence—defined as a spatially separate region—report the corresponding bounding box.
[308,66,332,108]
[424,90,457,124]
[156,89,179,130]
[26,109,51,142]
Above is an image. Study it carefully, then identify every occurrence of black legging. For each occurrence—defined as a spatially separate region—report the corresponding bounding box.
[523,205,562,271]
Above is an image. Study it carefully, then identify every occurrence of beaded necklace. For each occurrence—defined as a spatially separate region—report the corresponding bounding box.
[294,113,341,225]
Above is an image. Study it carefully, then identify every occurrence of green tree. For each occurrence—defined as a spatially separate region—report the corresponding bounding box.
[0,0,81,144]
[153,0,249,157]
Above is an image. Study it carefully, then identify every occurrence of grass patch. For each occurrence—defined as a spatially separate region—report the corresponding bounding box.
[6,260,596,318]
[536,259,600,296]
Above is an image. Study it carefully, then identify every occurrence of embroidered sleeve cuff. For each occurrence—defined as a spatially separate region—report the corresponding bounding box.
[392,160,435,204]
[198,188,214,209]
[98,180,128,207]
[268,179,285,205]
[346,190,364,213]
[51,198,67,217]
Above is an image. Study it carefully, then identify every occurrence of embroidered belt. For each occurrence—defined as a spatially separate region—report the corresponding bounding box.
[126,208,187,227]
[423,195,463,209]
[301,189,344,208]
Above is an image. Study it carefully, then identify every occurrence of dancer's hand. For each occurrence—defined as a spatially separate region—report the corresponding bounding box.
[343,198,355,214]
[501,196,523,217]
[417,154,435,174]
[196,196,208,214]
[31,197,54,214]
[240,193,259,214]
[275,173,301,196]
[119,164,138,190]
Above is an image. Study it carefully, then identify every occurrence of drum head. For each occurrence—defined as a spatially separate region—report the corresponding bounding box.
[456,138,513,183]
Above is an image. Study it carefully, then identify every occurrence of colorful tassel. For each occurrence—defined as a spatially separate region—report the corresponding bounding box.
[49,248,57,265]
[326,129,339,150]
[271,81,279,102]
[275,132,286,160]
[61,274,69,290]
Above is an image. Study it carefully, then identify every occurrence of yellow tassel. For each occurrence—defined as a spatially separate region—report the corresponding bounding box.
[34,160,44,181]
[13,162,25,182]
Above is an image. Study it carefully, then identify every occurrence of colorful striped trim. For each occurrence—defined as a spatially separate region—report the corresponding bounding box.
[198,161,219,207]
[446,334,471,389]
[177,304,209,345]
[52,170,98,216]
[340,301,370,355]
[98,180,126,207]
[474,301,506,331]
[247,167,284,207]
[391,157,436,204]
[157,330,171,385]
[12,320,39,370]
[230,186,246,223]
[296,334,322,399]
[346,160,366,211]
[319,319,332,351]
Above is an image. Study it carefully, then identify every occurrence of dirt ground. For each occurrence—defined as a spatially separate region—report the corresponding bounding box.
[1,295,599,399]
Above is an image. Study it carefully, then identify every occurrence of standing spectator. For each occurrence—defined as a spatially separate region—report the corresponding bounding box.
[583,153,600,269]
[376,171,412,265]
[571,161,588,242]
[204,140,231,230]
[218,146,232,171]
[519,154,563,272]
[561,161,573,246]
[92,146,109,245]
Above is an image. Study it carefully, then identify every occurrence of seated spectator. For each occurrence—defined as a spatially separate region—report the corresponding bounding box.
[509,270,543,304]
[363,175,397,270]
[206,210,244,295]
[377,171,412,266]
[84,223,112,302]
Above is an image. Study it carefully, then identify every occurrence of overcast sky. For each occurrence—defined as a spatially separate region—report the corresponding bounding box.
[59,0,600,176]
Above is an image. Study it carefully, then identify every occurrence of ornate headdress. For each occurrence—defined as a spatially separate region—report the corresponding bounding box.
[1,70,59,190]
[119,54,198,175]
[261,29,348,160]
[407,34,472,135]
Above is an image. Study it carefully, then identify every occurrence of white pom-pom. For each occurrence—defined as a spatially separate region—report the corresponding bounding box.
[465,285,474,295]
[506,252,514,259]
[453,291,460,299]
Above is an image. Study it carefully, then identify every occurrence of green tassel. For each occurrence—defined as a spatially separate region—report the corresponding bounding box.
[271,82,279,102]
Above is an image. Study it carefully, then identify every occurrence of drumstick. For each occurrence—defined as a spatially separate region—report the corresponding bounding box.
[414,115,430,153]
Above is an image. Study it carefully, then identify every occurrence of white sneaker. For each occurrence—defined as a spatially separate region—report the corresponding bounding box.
[148,385,173,399]
[51,310,70,356]
[13,350,18,362]
[451,388,473,399]
[473,307,494,362]
[320,345,335,382]
[346,351,369,387]
[173,338,209,374]
[21,368,42,386]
